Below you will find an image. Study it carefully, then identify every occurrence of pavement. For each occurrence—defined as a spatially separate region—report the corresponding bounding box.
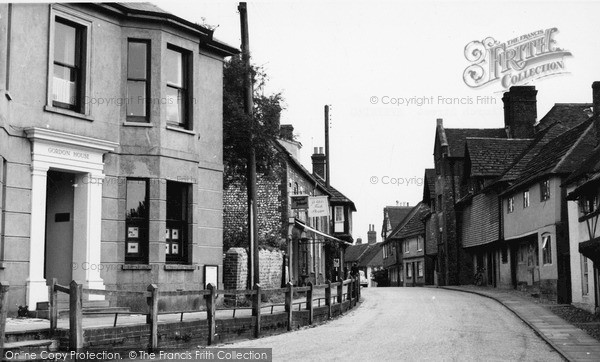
[442,285,600,362]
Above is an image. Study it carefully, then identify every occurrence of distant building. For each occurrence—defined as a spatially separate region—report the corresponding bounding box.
[343,224,382,287]
[381,204,412,286]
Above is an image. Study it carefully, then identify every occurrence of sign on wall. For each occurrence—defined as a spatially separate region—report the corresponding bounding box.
[291,195,309,209]
[308,196,329,217]
[204,265,218,289]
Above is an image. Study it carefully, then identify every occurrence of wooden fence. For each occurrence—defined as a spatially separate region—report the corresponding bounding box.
[40,278,361,352]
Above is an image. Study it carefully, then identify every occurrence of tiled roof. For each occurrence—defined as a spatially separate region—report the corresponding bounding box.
[465,138,532,177]
[389,202,430,240]
[503,117,596,194]
[424,168,436,193]
[344,243,371,263]
[564,136,600,186]
[359,244,383,268]
[497,122,570,183]
[535,103,593,133]
[384,206,413,230]
[314,175,357,211]
[444,128,507,158]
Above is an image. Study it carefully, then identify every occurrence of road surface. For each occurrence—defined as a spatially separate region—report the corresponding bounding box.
[216,287,563,361]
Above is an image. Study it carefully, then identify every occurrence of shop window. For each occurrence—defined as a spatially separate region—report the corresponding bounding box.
[127,39,150,122]
[52,17,86,112]
[125,179,149,263]
[166,45,191,129]
[542,234,552,265]
[417,261,423,277]
[166,181,190,263]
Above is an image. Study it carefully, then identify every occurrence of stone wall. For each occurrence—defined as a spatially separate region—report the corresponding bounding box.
[223,248,284,291]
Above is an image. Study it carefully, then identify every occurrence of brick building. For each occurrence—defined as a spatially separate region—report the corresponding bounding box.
[422,168,439,285]
[0,3,237,313]
[223,127,355,286]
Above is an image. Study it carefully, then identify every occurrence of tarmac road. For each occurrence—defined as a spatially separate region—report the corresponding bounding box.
[216,287,564,361]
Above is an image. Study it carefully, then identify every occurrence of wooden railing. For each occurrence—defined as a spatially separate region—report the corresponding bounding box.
[43,278,361,352]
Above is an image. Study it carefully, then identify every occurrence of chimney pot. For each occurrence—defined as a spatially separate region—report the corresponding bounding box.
[436,118,443,127]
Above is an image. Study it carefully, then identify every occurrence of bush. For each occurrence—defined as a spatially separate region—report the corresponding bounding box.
[372,269,389,287]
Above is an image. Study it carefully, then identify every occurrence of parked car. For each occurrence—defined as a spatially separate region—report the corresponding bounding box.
[359,270,368,287]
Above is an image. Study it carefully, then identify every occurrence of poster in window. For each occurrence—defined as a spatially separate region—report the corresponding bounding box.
[204,265,218,289]
[172,229,179,240]
[165,244,170,254]
[171,243,179,254]
[128,227,139,238]
[127,242,139,253]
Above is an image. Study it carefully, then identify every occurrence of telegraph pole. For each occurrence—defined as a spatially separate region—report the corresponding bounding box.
[325,105,330,187]
[239,2,259,289]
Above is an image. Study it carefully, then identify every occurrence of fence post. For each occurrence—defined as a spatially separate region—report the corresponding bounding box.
[325,280,332,320]
[285,282,293,331]
[306,282,314,325]
[347,278,353,303]
[337,281,343,313]
[146,284,158,352]
[252,283,261,338]
[0,281,9,358]
[69,280,83,352]
[49,278,58,332]
[206,283,216,345]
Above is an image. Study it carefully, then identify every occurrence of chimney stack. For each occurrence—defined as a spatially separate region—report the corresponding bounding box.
[312,147,326,180]
[367,224,377,244]
[503,86,537,139]
[356,238,362,245]
[593,82,600,145]
[279,125,294,141]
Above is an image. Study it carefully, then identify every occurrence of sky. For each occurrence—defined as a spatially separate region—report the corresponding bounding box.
[156,0,600,242]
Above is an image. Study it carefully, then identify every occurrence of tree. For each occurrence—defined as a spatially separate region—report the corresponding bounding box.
[223,55,284,187]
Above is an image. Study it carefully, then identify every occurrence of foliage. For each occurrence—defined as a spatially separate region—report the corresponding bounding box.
[223,55,284,188]
[372,269,390,287]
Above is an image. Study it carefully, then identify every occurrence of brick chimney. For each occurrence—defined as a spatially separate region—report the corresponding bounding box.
[312,147,326,180]
[503,86,537,139]
[593,81,600,145]
[280,124,294,141]
[367,224,377,244]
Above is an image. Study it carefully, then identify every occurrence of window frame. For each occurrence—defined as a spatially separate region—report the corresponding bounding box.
[542,234,552,265]
[404,240,409,254]
[406,263,412,278]
[417,261,423,278]
[417,236,423,251]
[126,38,151,122]
[47,7,92,117]
[125,178,150,264]
[165,44,192,130]
[582,255,589,296]
[507,196,514,213]
[540,179,551,201]
[523,190,530,208]
[165,181,192,264]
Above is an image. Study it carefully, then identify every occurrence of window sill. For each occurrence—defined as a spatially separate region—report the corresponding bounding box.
[122,264,152,270]
[164,264,196,271]
[44,105,94,122]
[123,121,153,127]
[166,125,195,135]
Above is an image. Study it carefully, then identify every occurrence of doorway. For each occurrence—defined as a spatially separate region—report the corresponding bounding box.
[44,170,75,285]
